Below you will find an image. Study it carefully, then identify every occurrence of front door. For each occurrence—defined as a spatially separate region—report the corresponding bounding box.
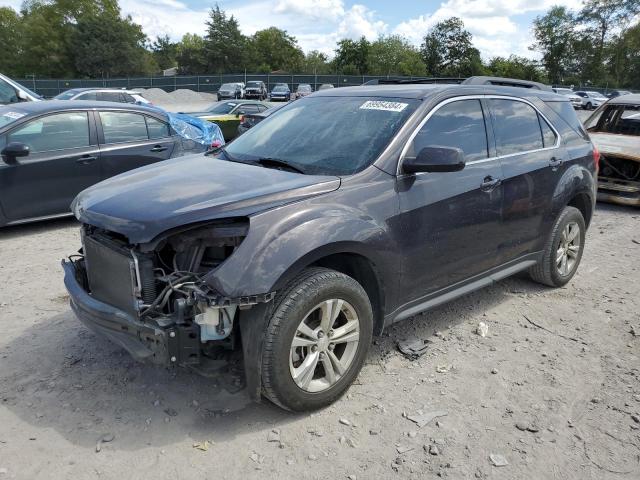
[395,98,504,307]
[96,111,176,179]
[0,111,101,221]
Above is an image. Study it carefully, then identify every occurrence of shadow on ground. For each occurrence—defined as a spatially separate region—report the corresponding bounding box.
[1,268,549,451]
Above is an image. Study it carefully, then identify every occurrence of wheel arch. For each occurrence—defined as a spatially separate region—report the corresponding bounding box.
[551,162,596,228]
[271,244,386,336]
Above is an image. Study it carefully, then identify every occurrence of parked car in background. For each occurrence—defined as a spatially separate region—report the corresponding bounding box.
[575,91,608,109]
[54,88,151,105]
[553,87,582,109]
[244,81,268,100]
[236,103,286,136]
[270,84,291,102]
[217,83,244,100]
[189,100,271,141]
[0,101,209,227]
[608,90,632,98]
[295,84,313,99]
[318,84,335,90]
[63,81,596,412]
[0,73,42,104]
[585,94,640,206]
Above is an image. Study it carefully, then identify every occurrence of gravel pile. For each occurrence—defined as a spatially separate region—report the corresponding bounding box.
[136,88,217,112]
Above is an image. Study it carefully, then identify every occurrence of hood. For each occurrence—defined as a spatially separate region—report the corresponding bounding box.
[590,132,640,161]
[72,154,340,244]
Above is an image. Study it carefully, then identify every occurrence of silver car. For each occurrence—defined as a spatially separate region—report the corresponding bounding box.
[553,88,582,109]
[575,90,608,110]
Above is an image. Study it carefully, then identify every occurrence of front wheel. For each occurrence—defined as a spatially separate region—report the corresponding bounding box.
[529,206,586,287]
[586,102,592,110]
[261,267,373,411]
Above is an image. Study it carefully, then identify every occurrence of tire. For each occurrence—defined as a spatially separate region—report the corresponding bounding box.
[586,102,592,110]
[261,267,373,411]
[529,206,586,287]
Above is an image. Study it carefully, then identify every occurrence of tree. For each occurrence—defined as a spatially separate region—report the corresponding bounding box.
[204,5,247,73]
[335,37,370,75]
[0,7,22,76]
[420,17,483,77]
[176,34,208,74]
[302,50,332,74]
[368,35,426,76]
[152,35,177,71]
[486,55,545,82]
[247,27,304,72]
[530,7,576,84]
[73,11,152,77]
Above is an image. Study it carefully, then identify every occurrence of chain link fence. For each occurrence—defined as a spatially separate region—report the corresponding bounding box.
[15,74,457,98]
[15,74,639,98]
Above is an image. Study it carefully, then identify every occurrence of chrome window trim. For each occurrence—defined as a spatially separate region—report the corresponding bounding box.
[396,94,562,176]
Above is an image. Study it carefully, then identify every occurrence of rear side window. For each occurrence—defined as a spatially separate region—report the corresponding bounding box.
[539,117,557,147]
[146,116,170,139]
[100,112,148,143]
[490,99,543,156]
[8,112,90,153]
[0,80,18,104]
[410,99,488,161]
[546,100,586,137]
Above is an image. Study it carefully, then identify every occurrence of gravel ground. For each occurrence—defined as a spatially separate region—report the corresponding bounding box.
[0,201,639,479]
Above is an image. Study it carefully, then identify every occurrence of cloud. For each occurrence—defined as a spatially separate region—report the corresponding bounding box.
[274,0,345,22]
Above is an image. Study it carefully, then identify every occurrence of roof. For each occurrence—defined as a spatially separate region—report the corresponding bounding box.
[606,93,640,105]
[0,100,163,116]
[312,84,565,102]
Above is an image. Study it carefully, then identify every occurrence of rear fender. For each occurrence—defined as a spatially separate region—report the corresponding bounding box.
[550,160,596,227]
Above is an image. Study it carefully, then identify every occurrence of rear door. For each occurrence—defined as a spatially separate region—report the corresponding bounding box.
[396,98,504,304]
[487,97,563,263]
[0,110,101,221]
[96,110,177,179]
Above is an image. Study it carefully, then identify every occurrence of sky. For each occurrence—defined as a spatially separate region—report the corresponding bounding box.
[5,0,587,59]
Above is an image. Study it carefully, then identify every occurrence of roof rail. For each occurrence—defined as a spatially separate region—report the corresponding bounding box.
[363,76,553,91]
[461,76,553,91]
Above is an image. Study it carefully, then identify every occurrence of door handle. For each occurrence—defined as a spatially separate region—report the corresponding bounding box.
[549,157,563,168]
[481,176,501,192]
[76,155,97,165]
[150,145,168,152]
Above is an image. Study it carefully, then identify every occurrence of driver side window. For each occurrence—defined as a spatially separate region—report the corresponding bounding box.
[408,99,489,162]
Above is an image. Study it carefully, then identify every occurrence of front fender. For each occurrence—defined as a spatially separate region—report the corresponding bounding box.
[204,202,399,300]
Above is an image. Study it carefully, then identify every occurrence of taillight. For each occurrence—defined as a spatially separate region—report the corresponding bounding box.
[211,140,221,149]
[593,145,600,172]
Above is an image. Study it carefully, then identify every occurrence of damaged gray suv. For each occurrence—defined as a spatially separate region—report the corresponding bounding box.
[63,82,597,411]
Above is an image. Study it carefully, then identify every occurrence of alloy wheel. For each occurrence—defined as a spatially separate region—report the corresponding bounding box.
[289,299,360,393]
[556,221,581,276]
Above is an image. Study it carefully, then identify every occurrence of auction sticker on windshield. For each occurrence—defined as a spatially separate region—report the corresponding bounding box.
[3,111,26,120]
[360,100,408,112]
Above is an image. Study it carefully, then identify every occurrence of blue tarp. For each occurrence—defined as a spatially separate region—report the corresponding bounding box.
[166,112,225,148]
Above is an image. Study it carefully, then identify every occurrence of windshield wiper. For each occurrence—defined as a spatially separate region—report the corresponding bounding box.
[256,157,306,174]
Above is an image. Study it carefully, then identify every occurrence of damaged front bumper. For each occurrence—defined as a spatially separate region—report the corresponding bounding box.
[62,259,201,365]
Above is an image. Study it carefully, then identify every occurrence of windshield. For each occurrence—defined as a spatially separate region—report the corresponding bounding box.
[273,86,289,92]
[54,90,80,100]
[298,85,312,92]
[587,91,606,99]
[0,108,28,129]
[586,104,640,136]
[219,83,236,90]
[247,82,261,87]
[555,89,574,96]
[207,102,237,114]
[224,96,419,175]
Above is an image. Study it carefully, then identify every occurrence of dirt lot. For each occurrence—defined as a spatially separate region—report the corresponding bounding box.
[0,201,638,480]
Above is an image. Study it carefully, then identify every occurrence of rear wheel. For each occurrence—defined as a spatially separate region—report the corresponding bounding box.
[261,267,373,411]
[529,206,586,287]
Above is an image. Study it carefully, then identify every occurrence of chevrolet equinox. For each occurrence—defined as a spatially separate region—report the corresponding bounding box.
[63,83,598,411]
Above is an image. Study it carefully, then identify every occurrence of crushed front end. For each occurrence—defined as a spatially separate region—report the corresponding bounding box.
[63,219,273,367]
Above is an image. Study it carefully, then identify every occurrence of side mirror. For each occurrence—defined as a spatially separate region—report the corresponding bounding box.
[403,146,465,174]
[17,90,28,101]
[1,142,30,162]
